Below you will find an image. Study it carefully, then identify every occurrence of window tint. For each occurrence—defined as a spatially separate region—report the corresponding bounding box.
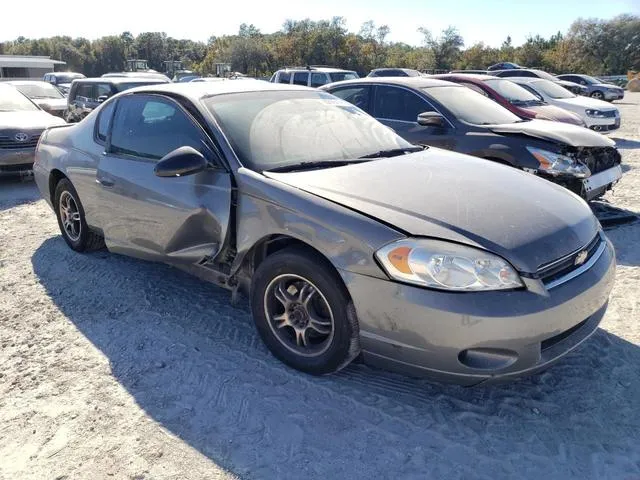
[96,84,112,99]
[96,100,116,143]
[277,72,291,84]
[374,86,433,122]
[329,86,371,113]
[293,72,309,86]
[75,84,94,101]
[110,96,207,160]
[310,72,327,88]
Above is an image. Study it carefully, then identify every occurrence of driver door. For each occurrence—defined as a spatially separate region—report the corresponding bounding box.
[96,93,232,264]
[371,85,457,150]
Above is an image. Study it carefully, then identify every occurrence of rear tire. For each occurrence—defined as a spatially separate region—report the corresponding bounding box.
[54,178,105,252]
[250,247,360,375]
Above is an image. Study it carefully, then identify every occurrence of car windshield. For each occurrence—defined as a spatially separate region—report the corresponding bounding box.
[483,79,542,104]
[55,73,83,83]
[205,90,413,171]
[0,87,39,112]
[14,83,64,99]
[423,85,522,125]
[329,72,359,82]
[531,80,575,99]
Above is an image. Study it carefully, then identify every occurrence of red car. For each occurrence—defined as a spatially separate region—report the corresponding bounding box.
[434,74,585,126]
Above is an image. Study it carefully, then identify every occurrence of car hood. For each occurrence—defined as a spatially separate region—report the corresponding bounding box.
[265,149,599,273]
[489,119,614,147]
[593,83,622,90]
[555,95,618,111]
[0,110,66,129]
[522,104,584,125]
[32,98,67,110]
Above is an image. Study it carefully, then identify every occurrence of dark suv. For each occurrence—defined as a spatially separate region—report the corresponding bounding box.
[66,77,170,123]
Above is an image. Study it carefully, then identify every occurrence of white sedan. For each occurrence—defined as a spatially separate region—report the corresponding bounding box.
[505,77,620,132]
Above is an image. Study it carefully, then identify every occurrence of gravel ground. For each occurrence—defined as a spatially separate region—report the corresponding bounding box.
[1,95,639,480]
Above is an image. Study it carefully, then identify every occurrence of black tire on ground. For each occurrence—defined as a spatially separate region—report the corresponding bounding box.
[54,178,105,252]
[250,246,360,375]
[591,90,604,100]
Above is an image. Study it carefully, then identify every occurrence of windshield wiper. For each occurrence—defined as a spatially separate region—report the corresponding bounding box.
[358,146,425,159]
[265,159,372,173]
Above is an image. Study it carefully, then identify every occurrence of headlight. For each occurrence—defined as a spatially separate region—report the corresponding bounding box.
[375,239,523,291]
[526,147,591,178]
[585,109,607,118]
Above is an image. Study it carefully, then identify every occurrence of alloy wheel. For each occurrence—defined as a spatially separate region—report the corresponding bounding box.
[592,91,604,100]
[263,274,335,357]
[58,191,82,242]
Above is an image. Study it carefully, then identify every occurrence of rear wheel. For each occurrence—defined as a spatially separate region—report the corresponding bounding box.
[54,178,105,252]
[251,247,360,375]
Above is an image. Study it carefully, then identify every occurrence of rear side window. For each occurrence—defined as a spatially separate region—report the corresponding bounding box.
[95,100,116,144]
[293,72,309,86]
[277,72,291,84]
[110,95,208,160]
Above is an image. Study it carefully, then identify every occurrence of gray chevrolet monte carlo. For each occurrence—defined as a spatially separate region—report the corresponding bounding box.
[33,80,616,385]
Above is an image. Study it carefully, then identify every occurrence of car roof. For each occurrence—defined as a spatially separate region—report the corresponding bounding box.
[72,77,170,85]
[123,79,314,99]
[278,66,355,73]
[433,73,493,83]
[322,77,458,89]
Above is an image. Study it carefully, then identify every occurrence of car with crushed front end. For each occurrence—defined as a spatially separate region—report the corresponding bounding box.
[0,83,66,176]
[322,77,622,201]
[33,81,615,385]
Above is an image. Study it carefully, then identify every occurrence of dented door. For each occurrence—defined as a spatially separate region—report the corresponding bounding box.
[96,94,231,264]
[97,155,231,264]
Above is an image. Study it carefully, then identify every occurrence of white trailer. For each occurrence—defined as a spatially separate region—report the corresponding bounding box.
[0,55,66,81]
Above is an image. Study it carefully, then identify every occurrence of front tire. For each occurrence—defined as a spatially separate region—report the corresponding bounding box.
[591,91,604,100]
[251,247,360,375]
[54,178,105,252]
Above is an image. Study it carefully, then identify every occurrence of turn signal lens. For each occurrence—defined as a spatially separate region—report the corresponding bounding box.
[387,246,412,274]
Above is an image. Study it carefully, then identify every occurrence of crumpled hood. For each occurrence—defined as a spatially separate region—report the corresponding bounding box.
[265,148,599,273]
[593,83,623,90]
[0,111,66,130]
[490,119,614,147]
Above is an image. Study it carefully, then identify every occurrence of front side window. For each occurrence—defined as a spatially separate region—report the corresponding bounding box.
[110,95,207,160]
[423,85,522,125]
[96,100,116,143]
[328,72,359,82]
[374,86,433,122]
[310,73,328,88]
[75,84,94,101]
[293,72,309,86]
[96,84,112,99]
[205,90,412,172]
[0,86,39,112]
[329,86,371,112]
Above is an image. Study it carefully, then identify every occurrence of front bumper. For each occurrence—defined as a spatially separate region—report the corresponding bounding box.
[584,115,620,131]
[603,90,624,101]
[0,149,36,176]
[582,165,623,201]
[341,237,615,385]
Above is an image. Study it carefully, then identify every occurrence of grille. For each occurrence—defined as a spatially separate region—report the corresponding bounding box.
[538,233,602,286]
[0,133,41,150]
[566,146,621,175]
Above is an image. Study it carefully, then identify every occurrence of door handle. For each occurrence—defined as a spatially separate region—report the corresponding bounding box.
[97,177,115,187]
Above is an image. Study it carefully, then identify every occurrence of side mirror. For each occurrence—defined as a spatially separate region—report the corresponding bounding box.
[97,95,109,103]
[154,146,208,178]
[417,111,446,128]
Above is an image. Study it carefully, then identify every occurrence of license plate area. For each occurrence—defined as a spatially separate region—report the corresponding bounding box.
[583,165,623,192]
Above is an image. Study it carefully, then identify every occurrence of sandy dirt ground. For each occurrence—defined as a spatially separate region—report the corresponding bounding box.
[1,95,639,480]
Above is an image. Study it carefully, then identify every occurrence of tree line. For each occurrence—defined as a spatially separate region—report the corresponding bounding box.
[1,14,637,78]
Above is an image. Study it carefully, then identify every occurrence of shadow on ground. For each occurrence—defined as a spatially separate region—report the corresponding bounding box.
[31,237,640,479]
[611,137,640,150]
[0,177,41,211]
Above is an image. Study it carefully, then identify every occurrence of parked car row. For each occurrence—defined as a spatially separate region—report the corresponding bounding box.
[31,80,616,385]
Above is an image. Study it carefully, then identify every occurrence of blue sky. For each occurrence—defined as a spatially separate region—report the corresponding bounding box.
[1,0,638,46]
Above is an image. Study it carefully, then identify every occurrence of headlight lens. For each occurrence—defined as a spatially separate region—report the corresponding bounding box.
[526,147,591,178]
[375,239,523,291]
[585,108,607,118]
